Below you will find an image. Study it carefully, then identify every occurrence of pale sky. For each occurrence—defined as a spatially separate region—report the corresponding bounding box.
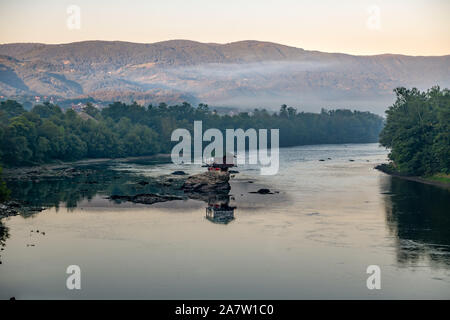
[0,0,449,55]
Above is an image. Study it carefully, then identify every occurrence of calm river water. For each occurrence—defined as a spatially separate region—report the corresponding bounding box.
[0,143,449,299]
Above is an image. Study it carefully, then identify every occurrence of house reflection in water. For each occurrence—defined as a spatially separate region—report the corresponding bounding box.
[205,195,236,224]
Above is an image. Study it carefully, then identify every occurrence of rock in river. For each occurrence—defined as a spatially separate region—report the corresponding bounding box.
[250,188,273,194]
[171,171,187,175]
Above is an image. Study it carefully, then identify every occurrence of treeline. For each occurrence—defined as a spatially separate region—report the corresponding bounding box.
[0,100,383,167]
[379,86,449,176]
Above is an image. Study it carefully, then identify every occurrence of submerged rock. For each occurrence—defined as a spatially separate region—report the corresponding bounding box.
[182,171,230,193]
[250,188,273,194]
[109,193,182,205]
[133,194,182,204]
[171,171,187,175]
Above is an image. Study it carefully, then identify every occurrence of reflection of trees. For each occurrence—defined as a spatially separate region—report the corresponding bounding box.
[0,219,9,263]
[383,176,450,267]
[7,170,114,212]
[0,219,8,246]
[5,164,185,216]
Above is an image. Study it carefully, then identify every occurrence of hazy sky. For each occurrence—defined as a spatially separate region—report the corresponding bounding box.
[0,0,449,55]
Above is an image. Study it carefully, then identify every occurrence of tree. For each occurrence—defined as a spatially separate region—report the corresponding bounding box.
[0,100,26,119]
[379,86,449,175]
[31,102,62,119]
[83,103,100,118]
[0,100,385,167]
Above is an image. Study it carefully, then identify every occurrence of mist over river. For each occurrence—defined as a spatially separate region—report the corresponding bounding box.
[1,143,449,299]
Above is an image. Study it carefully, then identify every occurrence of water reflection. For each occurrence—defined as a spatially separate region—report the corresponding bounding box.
[4,164,185,211]
[0,220,9,264]
[205,194,236,224]
[5,159,450,268]
[4,163,238,225]
[382,176,450,267]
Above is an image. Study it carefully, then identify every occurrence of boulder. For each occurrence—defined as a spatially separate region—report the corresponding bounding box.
[250,188,273,194]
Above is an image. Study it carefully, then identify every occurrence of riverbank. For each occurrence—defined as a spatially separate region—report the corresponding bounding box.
[375,163,450,190]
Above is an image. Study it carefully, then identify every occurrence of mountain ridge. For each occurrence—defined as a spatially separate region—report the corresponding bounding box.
[0,40,449,113]
[2,39,448,57]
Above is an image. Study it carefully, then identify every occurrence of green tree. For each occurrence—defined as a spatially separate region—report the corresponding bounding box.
[0,100,26,119]
[84,103,100,118]
[31,102,63,119]
[380,86,449,175]
[0,99,385,167]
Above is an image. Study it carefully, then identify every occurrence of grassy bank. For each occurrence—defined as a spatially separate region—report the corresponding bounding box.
[425,173,450,185]
[375,163,450,189]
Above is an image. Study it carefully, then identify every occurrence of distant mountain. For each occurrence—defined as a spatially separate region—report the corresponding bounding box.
[0,40,449,113]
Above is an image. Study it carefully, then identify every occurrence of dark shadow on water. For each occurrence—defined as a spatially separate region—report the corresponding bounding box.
[381,176,450,268]
[0,219,9,263]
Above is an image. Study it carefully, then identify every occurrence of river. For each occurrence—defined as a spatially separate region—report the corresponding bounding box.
[0,143,449,299]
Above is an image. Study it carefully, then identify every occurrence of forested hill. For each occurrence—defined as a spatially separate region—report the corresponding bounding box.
[0,100,383,167]
[1,40,449,113]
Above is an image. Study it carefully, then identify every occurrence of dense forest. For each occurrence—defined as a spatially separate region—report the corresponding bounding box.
[379,86,449,176]
[0,100,383,167]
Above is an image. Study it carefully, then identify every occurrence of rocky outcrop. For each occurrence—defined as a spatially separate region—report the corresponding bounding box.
[181,171,230,194]
[113,172,232,204]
